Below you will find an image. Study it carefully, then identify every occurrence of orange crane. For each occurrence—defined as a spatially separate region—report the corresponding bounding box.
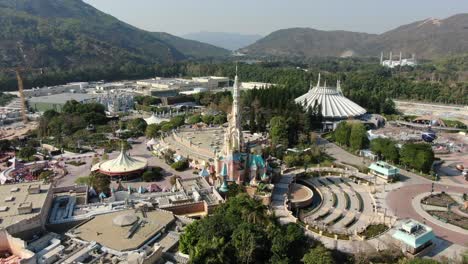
[0,42,43,124]
[15,68,28,124]
[0,67,39,124]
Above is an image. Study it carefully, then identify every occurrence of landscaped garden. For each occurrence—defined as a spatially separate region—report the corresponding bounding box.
[66,160,86,166]
[358,224,389,239]
[427,210,468,230]
[422,192,457,207]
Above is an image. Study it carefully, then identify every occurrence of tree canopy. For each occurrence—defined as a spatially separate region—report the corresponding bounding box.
[179,194,315,264]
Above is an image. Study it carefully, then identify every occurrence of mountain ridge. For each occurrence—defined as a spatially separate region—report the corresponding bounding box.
[240,13,468,59]
[182,31,262,51]
[0,0,229,69]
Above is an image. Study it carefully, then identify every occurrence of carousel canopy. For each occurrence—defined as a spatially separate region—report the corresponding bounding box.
[295,74,366,119]
[144,114,169,125]
[92,149,147,175]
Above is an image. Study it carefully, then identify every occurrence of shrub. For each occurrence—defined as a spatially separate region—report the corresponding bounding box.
[171,160,189,171]
[142,169,164,182]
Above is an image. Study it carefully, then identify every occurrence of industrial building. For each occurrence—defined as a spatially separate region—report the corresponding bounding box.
[137,76,229,97]
[28,93,99,113]
[191,76,229,90]
[240,81,273,90]
[23,82,89,97]
[381,52,417,68]
[0,182,53,237]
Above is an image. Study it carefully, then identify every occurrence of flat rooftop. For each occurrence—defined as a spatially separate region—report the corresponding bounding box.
[0,183,50,229]
[28,93,98,104]
[73,209,175,252]
[179,177,211,192]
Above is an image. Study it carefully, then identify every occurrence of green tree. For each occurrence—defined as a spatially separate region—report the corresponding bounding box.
[334,122,351,146]
[170,115,185,127]
[88,171,111,194]
[0,140,11,151]
[213,114,227,125]
[232,224,265,264]
[202,115,214,125]
[370,138,399,163]
[302,245,335,264]
[249,109,256,133]
[400,143,434,173]
[160,122,175,133]
[187,114,202,125]
[39,170,54,183]
[270,116,289,147]
[142,168,163,182]
[18,146,36,161]
[171,160,189,171]
[145,124,161,139]
[128,118,147,135]
[349,123,369,151]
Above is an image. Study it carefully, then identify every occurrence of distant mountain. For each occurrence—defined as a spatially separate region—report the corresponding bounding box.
[0,0,229,69]
[240,14,468,60]
[367,14,468,59]
[239,28,374,58]
[182,32,262,51]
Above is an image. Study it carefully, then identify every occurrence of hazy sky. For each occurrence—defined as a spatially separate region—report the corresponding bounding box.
[84,0,468,36]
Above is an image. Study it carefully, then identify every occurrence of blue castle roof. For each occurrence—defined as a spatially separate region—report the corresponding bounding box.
[249,154,265,168]
[220,163,228,177]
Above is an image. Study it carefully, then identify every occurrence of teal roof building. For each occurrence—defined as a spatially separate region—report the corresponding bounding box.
[392,219,434,255]
[369,161,399,181]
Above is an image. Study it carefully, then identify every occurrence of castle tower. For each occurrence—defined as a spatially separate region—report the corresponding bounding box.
[225,66,243,153]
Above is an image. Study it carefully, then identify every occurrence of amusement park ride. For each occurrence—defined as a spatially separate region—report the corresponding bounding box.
[421,129,437,143]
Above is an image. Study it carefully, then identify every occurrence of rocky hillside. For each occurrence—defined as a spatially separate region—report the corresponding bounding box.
[240,14,468,60]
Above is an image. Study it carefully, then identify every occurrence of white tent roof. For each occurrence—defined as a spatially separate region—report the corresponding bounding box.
[92,150,147,174]
[295,79,366,119]
[144,114,169,125]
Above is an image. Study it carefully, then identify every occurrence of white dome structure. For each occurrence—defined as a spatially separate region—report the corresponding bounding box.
[295,74,366,119]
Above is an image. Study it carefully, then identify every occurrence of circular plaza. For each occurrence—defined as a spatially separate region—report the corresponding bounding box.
[286,167,392,241]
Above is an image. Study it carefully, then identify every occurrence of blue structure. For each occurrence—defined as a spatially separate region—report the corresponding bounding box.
[422,130,437,143]
[219,164,229,193]
[369,161,399,181]
[392,219,435,255]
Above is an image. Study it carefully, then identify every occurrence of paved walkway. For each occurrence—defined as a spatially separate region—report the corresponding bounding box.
[318,136,468,252]
[387,184,468,245]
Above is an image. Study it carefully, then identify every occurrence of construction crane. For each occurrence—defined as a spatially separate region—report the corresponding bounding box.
[0,42,44,124]
[15,68,28,124]
[0,67,42,124]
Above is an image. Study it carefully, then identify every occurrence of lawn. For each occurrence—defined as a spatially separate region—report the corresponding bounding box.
[358,224,389,238]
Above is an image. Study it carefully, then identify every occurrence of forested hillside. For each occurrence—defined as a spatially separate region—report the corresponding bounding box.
[0,0,228,69]
[240,14,468,60]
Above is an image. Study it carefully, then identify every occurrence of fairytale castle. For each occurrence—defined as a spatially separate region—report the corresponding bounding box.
[214,69,270,191]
